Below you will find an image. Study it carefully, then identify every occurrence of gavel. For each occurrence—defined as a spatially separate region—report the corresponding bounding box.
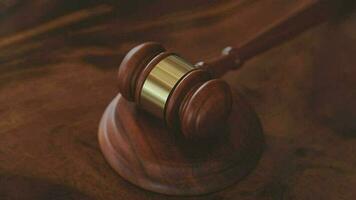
[118,42,233,139]
[116,0,333,140]
[98,1,335,195]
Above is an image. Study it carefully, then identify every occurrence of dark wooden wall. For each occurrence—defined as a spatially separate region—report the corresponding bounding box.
[0,0,356,199]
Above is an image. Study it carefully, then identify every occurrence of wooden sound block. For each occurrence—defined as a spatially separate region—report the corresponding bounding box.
[98,90,265,195]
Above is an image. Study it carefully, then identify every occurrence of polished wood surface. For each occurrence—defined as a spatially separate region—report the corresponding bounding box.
[1,0,356,199]
[98,91,263,195]
[179,79,232,139]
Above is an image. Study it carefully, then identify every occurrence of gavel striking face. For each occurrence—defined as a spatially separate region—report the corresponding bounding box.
[118,42,232,140]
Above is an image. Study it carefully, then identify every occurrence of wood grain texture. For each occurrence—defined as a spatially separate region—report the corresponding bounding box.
[98,91,263,195]
[1,0,356,199]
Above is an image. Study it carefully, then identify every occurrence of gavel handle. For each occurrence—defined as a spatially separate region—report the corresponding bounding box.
[199,0,334,77]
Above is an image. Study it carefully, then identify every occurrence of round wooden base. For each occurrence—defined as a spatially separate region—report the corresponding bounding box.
[98,92,264,195]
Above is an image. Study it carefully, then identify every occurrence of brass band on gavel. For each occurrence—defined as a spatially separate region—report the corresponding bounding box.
[140,55,195,118]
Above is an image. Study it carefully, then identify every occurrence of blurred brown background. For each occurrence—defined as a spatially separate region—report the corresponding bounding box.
[0,0,356,199]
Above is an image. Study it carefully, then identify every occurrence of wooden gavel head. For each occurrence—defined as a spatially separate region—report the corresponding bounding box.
[118,42,232,139]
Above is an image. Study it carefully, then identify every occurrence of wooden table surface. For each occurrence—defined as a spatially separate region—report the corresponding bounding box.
[1,0,356,199]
